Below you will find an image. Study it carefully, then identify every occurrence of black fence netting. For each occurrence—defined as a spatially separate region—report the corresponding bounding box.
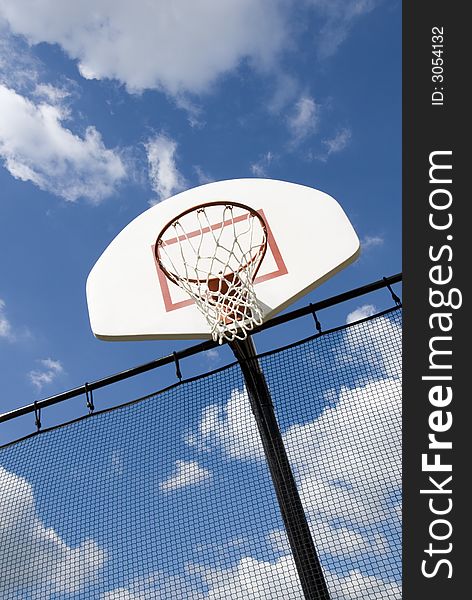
[0,308,402,600]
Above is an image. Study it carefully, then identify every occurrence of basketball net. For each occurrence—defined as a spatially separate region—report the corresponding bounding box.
[156,203,267,344]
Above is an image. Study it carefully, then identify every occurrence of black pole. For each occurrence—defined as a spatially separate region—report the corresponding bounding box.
[230,337,331,600]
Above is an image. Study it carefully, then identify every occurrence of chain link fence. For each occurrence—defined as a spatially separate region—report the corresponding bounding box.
[0,307,402,599]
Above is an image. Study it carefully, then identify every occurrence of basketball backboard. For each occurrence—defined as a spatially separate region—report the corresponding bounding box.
[86,179,360,340]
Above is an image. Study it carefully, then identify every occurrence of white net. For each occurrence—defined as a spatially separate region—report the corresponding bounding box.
[156,203,267,344]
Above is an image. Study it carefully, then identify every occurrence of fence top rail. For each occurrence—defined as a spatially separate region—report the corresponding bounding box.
[0,273,401,424]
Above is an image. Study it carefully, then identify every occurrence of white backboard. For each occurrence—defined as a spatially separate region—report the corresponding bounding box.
[86,179,360,340]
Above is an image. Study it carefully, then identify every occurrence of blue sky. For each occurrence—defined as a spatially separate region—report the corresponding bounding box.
[0,1,401,597]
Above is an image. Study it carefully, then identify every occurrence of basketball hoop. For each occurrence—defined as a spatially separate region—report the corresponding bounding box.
[155,201,268,343]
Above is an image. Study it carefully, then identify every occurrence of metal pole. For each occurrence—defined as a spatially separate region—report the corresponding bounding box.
[230,337,331,600]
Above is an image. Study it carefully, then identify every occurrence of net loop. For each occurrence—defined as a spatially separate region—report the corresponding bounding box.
[383,276,402,306]
[33,401,41,432]
[156,202,268,344]
[173,352,183,382]
[309,304,323,334]
[85,382,95,414]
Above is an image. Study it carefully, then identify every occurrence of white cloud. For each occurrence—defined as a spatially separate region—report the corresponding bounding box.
[287,95,319,145]
[0,297,31,341]
[102,557,400,600]
[189,315,402,476]
[110,450,125,477]
[0,23,39,90]
[0,85,126,202]
[102,571,206,600]
[308,0,379,59]
[187,555,400,599]
[146,134,186,205]
[362,235,384,250]
[0,466,106,598]
[1,1,379,107]
[190,315,402,471]
[0,298,14,340]
[317,127,352,160]
[186,388,264,461]
[103,589,139,600]
[193,165,214,185]
[0,0,287,96]
[338,311,402,379]
[33,82,73,105]
[346,303,376,324]
[205,348,220,363]
[329,569,401,600]
[188,555,302,599]
[283,377,401,528]
[174,95,205,129]
[250,151,274,177]
[250,164,266,177]
[28,357,64,390]
[159,460,212,492]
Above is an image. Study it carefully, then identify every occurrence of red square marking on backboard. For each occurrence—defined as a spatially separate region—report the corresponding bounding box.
[152,209,288,313]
